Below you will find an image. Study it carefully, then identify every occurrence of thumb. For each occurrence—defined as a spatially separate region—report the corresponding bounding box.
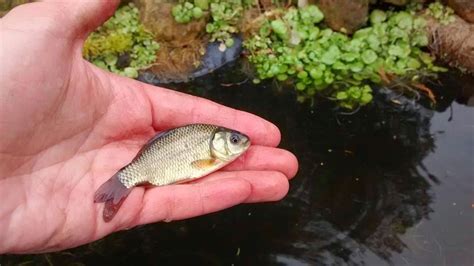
[47,0,120,40]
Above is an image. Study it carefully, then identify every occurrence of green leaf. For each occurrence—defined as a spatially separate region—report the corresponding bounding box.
[172,5,182,17]
[388,44,410,58]
[395,12,413,30]
[333,61,347,70]
[353,28,371,39]
[321,45,341,65]
[192,7,203,19]
[105,54,118,66]
[296,82,306,91]
[310,68,323,79]
[300,5,324,24]
[361,50,378,64]
[277,74,288,81]
[406,58,421,69]
[225,38,234,47]
[350,62,364,72]
[93,60,107,70]
[361,93,373,103]
[194,0,209,10]
[342,52,358,62]
[297,71,308,79]
[412,33,429,46]
[124,67,139,78]
[370,10,387,24]
[271,19,288,40]
[336,92,348,100]
[413,17,427,30]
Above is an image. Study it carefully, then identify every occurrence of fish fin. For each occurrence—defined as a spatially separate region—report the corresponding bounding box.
[191,158,218,170]
[103,198,126,222]
[172,176,194,185]
[94,174,132,222]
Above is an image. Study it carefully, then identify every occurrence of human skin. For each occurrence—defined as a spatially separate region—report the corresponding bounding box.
[0,0,298,254]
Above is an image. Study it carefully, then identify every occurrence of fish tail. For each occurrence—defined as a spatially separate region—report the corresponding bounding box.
[94,173,132,222]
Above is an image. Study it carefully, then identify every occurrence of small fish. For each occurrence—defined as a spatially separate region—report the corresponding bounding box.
[94,124,251,222]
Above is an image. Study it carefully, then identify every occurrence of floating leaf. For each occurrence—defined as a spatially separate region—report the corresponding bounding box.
[336,91,348,100]
[361,50,378,64]
[370,10,387,24]
[321,45,341,65]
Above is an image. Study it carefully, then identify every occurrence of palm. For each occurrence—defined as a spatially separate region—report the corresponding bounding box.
[0,1,297,254]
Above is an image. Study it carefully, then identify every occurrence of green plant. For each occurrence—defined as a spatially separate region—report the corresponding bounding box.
[172,2,204,23]
[172,0,253,47]
[244,5,444,109]
[83,3,160,78]
[426,1,456,25]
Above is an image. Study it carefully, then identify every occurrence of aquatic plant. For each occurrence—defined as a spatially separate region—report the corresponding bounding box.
[425,1,456,25]
[172,1,204,23]
[172,0,252,47]
[83,3,160,78]
[244,5,444,109]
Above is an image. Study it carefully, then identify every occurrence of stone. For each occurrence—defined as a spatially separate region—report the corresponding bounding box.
[447,0,474,23]
[426,14,474,74]
[314,0,369,34]
[133,0,209,81]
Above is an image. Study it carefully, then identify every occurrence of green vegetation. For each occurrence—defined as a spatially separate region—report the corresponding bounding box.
[426,1,456,25]
[172,2,205,23]
[172,0,252,47]
[244,5,443,109]
[83,3,159,78]
[83,1,452,110]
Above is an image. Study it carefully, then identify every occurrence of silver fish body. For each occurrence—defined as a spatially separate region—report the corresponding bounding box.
[94,124,251,222]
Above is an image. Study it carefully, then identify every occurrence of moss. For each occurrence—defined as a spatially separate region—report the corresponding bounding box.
[83,3,159,78]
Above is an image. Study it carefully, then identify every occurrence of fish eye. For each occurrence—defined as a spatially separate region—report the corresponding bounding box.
[230,133,240,144]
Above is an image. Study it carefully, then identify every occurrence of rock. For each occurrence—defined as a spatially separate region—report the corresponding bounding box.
[446,0,474,23]
[138,36,243,84]
[189,36,243,79]
[314,0,369,34]
[426,14,474,74]
[384,0,410,5]
[133,0,209,81]
[134,0,207,46]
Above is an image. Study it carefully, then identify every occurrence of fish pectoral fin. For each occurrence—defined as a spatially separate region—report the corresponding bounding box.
[191,158,218,170]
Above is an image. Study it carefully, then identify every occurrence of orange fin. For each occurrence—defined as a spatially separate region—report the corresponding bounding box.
[191,159,218,170]
[94,173,132,222]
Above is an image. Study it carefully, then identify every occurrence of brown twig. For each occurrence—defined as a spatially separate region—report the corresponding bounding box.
[378,67,395,84]
[412,83,437,103]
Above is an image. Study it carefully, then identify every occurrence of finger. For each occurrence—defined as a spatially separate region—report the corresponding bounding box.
[141,83,281,147]
[135,177,252,225]
[44,0,119,39]
[223,146,299,179]
[198,171,290,203]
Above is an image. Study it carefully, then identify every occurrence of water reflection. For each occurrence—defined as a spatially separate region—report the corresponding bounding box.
[1,64,472,265]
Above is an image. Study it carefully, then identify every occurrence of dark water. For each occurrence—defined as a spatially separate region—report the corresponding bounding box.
[2,63,473,265]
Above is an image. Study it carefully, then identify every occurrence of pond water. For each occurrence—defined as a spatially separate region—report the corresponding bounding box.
[1,63,473,265]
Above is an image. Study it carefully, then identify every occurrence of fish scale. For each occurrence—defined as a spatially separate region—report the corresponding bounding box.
[119,124,219,187]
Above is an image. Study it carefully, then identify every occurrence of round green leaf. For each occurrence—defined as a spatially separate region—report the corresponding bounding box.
[361,50,378,64]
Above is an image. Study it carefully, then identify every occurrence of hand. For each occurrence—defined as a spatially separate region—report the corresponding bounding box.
[0,1,298,254]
